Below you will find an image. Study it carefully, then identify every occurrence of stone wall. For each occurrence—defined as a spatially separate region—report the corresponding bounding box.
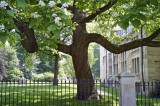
[147,47,160,81]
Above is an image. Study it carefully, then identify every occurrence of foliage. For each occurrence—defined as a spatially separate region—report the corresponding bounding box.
[59,55,75,78]
[43,71,54,81]
[0,45,20,80]
[6,46,19,71]
[149,83,160,98]
[0,0,159,50]
[88,44,96,68]
[0,0,73,50]
[91,43,100,78]
[24,53,41,71]
[37,57,55,73]
[32,72,54,81]
[7,69,22,80]
[0,48,7,79]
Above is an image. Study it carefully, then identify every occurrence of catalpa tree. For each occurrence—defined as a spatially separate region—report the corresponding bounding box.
[0,0,160,100]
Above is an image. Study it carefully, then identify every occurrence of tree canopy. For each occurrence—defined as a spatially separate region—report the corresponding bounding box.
[0,0,159,54]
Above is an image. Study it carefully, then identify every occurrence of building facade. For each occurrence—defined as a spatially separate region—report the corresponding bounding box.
[100,29,160,83]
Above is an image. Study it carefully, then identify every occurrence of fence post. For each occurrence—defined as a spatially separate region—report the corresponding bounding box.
[118,72,136,106]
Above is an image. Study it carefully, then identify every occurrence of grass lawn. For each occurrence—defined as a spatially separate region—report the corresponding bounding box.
[0,82,119,106]
[97,84,160,106]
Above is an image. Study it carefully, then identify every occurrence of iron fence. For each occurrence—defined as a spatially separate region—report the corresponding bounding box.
[0,79,119,106]
[136,81,160,106]
[1,80,160,106]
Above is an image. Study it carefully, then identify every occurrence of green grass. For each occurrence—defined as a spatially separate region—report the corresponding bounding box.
[0,83,119,106]
[1,82,160,106]
[97,85,160,106]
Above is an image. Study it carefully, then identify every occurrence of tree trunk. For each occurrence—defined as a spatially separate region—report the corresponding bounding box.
[53,54,59,85]
[72,46,95,100]
[71,24,95,100]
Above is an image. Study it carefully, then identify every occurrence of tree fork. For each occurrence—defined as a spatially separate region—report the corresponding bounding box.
[71,34,100,100]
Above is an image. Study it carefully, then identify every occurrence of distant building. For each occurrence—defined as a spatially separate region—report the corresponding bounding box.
[100,28,160,83]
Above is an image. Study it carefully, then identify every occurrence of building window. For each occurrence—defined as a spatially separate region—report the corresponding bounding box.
[121,52,126,72]
[113,55,118,75]
[132,57,140,74]
[114,64,118,75]
[109,66,112,75]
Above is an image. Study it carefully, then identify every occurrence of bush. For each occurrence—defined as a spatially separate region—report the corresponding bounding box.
[31,72,53,81]
[7,69,23,80]
[32,73,44,81]
[149,82,160,98]
[43,72,54,81]
[155,83,160,97]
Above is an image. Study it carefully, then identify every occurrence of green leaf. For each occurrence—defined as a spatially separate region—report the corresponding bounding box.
[13,24,20,32]
[47,25,56,32]
[137,13,147,22]
[16,0,27,9]
[0,33,6,44]
[150,0,158,7]
[118,21,129,30]
[54,30,61,37]
[7,10,14,17]
[29,19,38,28]
[130,19,141,28]
[28,0,37,5]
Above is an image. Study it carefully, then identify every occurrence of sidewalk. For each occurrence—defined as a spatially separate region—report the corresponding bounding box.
[97,89,112,96]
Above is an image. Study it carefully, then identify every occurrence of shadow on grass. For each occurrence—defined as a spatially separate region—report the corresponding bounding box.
[0,84,119,106]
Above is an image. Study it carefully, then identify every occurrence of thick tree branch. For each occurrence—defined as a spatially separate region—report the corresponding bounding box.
[87,33,120,53]
[80,0,117,23]
[73,0,77,14]
[6,5,38,53]
[57,44,71,55]
[14,19,38,53]
[87,32,160,54]
[145,28,160,41]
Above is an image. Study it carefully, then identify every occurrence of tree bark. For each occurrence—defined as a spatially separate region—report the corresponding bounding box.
[14,19,38,53]
[53,54,59,85]
[72,44,94,100]
[70,24,95,100]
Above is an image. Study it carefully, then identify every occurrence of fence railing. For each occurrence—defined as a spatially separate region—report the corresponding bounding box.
[0,79,119,106]
[1,80,160,106]
[136,82,160,106]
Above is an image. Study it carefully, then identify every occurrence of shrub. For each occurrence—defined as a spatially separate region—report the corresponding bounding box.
[149,82,160,98]
[32,73,43,81]
[155,83,160,97]
[31,72,53,81]
[7,69,23,80]
[43,72,54,81]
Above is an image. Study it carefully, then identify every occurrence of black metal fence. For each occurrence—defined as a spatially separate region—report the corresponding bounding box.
[0,79,119,106]
[136,82,160,106]
[1,80,160,106]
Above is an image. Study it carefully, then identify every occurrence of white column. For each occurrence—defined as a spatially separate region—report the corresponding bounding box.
[118,72,136,106]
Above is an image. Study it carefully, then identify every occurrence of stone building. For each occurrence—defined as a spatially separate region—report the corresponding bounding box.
[100,28,160,83]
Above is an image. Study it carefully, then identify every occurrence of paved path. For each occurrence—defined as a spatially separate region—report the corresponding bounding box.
[97,89,112,96]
